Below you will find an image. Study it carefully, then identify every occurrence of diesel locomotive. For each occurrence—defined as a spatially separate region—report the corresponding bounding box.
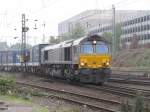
[0,34,111,84]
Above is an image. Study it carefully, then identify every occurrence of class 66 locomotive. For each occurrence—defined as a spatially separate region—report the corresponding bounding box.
[0,34,111,85]
[41,34,111,84]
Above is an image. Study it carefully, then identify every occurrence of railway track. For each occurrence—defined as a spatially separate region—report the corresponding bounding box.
[109,78,150,86]
[2,72,150,111]
[111,67,150,73]
[110,74,150,80]
[15,78,150,112]
[16,81,121,112]
[82,83,150,102]
[111,67,150,80]
[41,79,150,111]
[42,76,150,101]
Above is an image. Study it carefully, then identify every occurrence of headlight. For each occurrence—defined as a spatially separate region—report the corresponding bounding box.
[93,40,96,44]
[80,62,85,66]
[106,62,109,66]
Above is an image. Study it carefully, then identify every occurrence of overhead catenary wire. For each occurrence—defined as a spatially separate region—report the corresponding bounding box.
[114,0,143,9]
[1,0,148,46]
[30,0,62,15]
[102,0,144,10]
[114,0,131,6]
[5,0,62,29]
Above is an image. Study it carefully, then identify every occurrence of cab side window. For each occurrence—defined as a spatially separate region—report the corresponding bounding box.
[44,51,48,61]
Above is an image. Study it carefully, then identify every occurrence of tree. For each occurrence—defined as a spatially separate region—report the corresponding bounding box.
[60,33,70,41]
[102,32,113,52]
[61,23,85,41]
[102,23,122,55]
[116,23,122,51]
[10,43,32,50]
[130,34,139,49]
[134,93,144,112]
[102,32,113,43]
[0,42,9,50]
[70,23,85,39]
[49,36,60,44]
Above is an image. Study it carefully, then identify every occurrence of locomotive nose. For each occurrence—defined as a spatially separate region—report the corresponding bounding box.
[79,54,111,69]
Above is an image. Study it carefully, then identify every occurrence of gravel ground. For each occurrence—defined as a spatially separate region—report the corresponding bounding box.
[0,72,131,112]
[3,105,33,112]
[0,100,33,112]
[30,96,95,112]
[108,82,150,91]
[0,72,124,101]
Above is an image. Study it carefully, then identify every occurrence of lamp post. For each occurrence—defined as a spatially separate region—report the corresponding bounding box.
[21,14,29,72]
[34,19,38,30]
[42,21,46,43]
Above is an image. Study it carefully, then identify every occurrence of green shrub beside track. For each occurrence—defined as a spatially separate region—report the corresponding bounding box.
[121,94,150,112]
[113,49,150,67]
[0,78,15,95]
[0,77,49,112]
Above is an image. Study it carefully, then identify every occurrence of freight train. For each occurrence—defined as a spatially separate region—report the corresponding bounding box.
[0,34,111,84]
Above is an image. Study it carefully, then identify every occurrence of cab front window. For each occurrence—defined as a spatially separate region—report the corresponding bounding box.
[80,42,93,54]
[96,44,108,54]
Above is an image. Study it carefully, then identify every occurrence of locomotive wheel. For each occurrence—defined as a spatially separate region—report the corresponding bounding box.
[65,69,74,83]
[95,82,103,86]
[49,69,54,79]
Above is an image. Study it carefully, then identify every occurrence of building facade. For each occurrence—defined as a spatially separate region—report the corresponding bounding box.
[58,10,150,48]
[121,14,150,48]
[58,10,113,35]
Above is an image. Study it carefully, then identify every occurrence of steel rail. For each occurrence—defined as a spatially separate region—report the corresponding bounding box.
[16,81,120,112]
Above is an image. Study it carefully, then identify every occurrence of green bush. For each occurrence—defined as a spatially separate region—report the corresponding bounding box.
[14,87,31,100]
[0,78,15,95]
[121,93,150,112]
[121,100,132,112]
[134,94,144,112]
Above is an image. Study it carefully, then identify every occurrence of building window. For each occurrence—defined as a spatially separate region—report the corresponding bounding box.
[148,25,150,30]
[138,26,140,32]
[133,27,135,33]
[141,17,144,22]
[148,34,150,39]
[138,18,141,23]
[125,22,127,26]
[44,51,48,61]
[144,16,147,21]
[127,29,129,34]
[144,25,147,30]
[141,26,144,31]
[147,15,150,21]
[135,18,137,24]
[135,27,137,32]
[131,28,133,33]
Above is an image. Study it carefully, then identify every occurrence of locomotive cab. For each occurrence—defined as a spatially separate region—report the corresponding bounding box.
[79,41,111,69]
[41,34,111,84]
[77,35,111,84]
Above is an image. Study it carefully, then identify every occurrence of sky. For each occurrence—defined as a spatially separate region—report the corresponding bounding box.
[0,0,150,46]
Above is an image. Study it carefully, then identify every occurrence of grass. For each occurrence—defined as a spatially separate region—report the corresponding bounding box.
[0,95,49,112]
[121,93,150,112]
[0,73,80,112]
[0,73,49,112]
[50,106,81,112]
[113,48,150,67]
[0,72,16,79]
[33,106,49,112]
[0,95,32,105]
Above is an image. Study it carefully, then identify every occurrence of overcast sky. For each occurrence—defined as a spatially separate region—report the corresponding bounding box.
[0,0,149,45]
